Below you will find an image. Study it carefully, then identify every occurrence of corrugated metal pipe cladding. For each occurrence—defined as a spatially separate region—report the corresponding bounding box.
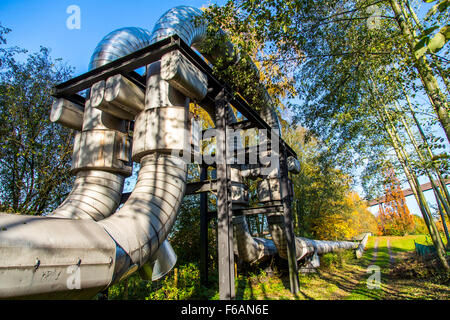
[88,25,191,285]
[0,5,364,299]
[149,5,290,265]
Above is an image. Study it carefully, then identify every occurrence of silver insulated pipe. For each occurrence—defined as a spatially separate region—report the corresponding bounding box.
[149,6,356,264]
[150,6,281,131]
[149,5,282,264]
[0,6,364,299]
[87,26,178,283]
[45,31,139,222]
[0,25,184,298]
[89,27,153,70]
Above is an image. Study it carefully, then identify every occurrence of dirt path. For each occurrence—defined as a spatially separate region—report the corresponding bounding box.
[370,239,379,264]
[234,236,449,300]
[386,240,395,265]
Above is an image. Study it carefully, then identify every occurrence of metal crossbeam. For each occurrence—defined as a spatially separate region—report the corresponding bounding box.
[54,34,301,298]
[52,36,179,99]
[185,179,217,195]
[233,205,283,216]
[52,36,297,160]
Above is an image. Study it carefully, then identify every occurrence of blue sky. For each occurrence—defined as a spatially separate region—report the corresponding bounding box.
[0,0,224,75]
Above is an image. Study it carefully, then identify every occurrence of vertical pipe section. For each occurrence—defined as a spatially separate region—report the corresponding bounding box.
[51,98,130,221]
[98,60,190,282]
[151,6,289,267]
[50,27,149,221]
[98,153,187,277]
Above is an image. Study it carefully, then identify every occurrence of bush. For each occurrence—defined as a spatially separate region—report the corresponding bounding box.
[390,256,450,285]
[107,263,211,300]
[320,250,355,270]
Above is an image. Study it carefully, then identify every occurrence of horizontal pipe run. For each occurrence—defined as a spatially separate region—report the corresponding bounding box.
[90,80,135,120]
[105,74,145,117]
[0,214,116,299]
[161,50,208,101]
[50,98,84,131]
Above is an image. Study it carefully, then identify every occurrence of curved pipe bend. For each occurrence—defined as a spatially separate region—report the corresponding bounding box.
[0,6,362,300]
[51,170,124,221]
[151,6,281,264]
[86,6,355,267]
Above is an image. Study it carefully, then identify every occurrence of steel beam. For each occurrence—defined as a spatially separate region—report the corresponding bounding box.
[233,205,283,216]
[52,36,297,160]
[279,144,300,295]
[52,36,179,97]
[200,165,209,286]
[51,35,301,298]
[215,90,235,300]
[185,179,217,195]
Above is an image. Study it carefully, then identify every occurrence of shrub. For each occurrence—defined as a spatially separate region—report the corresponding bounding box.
[107,263,208,300]
[320,250,355,270]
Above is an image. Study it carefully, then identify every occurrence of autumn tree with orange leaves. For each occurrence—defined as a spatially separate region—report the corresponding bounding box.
[377,167,415,236]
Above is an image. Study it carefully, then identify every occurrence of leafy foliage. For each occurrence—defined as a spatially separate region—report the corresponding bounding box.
[107,263,215,300]
[0,40,74,215]
[202,0,449,268]
[283,125,378,240]
[377,166,415,236]
[415,0,450,57]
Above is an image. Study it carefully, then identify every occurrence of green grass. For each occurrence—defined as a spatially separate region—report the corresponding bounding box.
[104,234,449,300]
[345,235,449,300]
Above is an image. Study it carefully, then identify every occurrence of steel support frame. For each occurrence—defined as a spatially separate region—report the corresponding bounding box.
[53,35,301,298]
[199,164,209,286]
[279,144,300,294]
[215,89,236,300]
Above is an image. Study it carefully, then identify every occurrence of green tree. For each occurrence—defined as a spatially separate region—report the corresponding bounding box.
[283,125,369,239]
[0,38,74,215]
[389,0,450,141]
[412,214,429,234]
[203,0,449,268]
